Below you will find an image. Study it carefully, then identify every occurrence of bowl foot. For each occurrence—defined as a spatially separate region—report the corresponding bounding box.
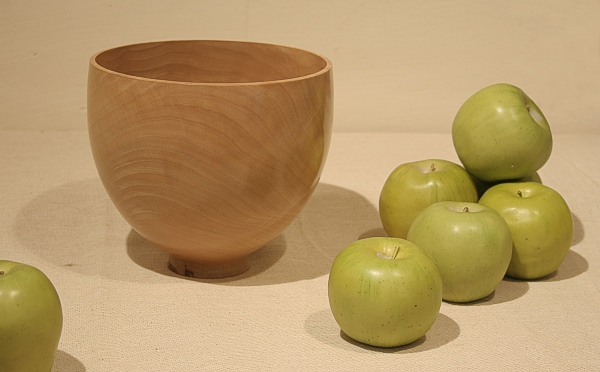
[167,255,250,279]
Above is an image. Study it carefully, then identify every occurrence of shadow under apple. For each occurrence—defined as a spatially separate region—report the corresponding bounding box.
[448,277,529,306]
[528,249,588,282]
[52,350,86,372]
[305,308,460,353]
[449,247,588,306]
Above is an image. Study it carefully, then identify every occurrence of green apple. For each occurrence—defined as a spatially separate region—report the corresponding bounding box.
[452,83,553,182]
[0,261,63,372]
[406,201,512,303]
[479,182,573,280]
[328,237,442,348]
[472,171,542,199]
[379,159,478,239]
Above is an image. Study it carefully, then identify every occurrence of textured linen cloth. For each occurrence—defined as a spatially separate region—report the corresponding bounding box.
[1,131,598,371]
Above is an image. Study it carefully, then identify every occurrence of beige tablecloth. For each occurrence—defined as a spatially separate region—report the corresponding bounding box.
[1,131,598,371]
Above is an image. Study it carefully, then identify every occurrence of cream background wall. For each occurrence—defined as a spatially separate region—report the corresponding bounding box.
[1,0,599,133]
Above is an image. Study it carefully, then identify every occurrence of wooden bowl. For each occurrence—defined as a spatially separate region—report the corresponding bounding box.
[87,40,333,278]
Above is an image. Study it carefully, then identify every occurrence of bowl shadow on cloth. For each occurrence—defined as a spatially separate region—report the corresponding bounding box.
[305,308,460,354]
[13,178,379,285]
[126,182,383,286]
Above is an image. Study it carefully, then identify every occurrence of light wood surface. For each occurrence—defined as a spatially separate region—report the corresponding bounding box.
[87,40,333,278]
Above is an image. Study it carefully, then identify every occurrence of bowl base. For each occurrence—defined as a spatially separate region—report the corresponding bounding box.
[167,254,250,279]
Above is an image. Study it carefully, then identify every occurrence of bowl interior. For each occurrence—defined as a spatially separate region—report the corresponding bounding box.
[93,40,329,84]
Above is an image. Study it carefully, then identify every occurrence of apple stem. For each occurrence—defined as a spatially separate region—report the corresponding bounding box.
[392,246,400,259]
[430,163,436,172]
[0,271,4,275]
[517,190,523,198]
[463,207,469,212]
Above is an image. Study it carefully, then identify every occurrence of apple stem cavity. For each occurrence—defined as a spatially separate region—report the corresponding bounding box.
[0,271,4,275]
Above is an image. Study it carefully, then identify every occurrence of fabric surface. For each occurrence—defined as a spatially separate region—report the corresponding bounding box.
[1,131,598,371]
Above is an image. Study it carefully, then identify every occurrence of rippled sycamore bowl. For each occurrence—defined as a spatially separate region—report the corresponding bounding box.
[87,40,333,278]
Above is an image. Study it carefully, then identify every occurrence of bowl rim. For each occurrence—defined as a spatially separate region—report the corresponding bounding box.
[89,39,332,87]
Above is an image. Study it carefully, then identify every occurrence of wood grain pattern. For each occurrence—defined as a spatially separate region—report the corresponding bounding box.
[87,40,333,278]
